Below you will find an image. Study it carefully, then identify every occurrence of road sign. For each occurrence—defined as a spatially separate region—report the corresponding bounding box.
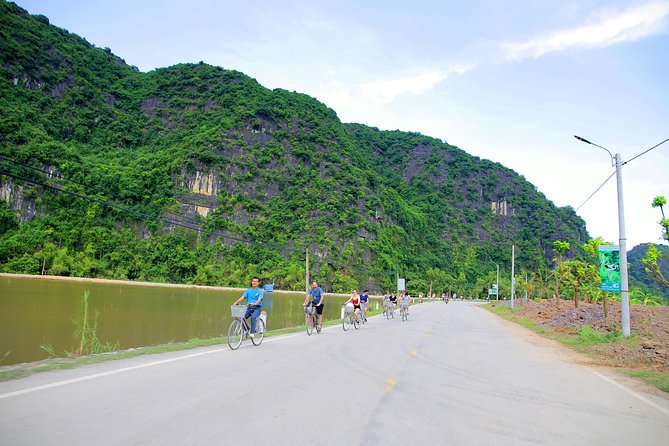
[398,278,406,291]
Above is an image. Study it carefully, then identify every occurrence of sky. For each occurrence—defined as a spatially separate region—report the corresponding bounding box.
[13,0,669,250]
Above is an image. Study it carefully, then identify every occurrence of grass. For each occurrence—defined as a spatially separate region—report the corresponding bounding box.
[620,369,669,393]
[0,306,387,382]
[485,303,549,335]
[483,303,669,393]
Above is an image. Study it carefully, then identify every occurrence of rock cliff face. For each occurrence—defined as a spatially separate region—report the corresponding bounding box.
[187,170,217,196]
[1,179,36,222]
[179,169,219,217]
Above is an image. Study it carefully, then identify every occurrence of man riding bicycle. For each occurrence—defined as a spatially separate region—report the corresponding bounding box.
[304,281,325,330]
[360,289,369,322]
[233,276,264,339]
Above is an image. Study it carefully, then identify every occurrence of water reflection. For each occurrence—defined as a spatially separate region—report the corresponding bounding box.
[0,276,350,365]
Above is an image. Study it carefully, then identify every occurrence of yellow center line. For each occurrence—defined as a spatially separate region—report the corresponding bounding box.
[410,349,418,357]
[383,377,397,392]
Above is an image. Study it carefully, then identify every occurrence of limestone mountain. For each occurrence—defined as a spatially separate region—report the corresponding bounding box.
[0,2,589,293]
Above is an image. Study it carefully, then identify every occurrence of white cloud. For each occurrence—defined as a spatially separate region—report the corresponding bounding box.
[357,63,473,105]
[503,1,669,61]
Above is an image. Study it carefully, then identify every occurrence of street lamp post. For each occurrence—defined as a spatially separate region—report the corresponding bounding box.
[574,135,630,337]
[511,245,515,309]
[496,263,500,301]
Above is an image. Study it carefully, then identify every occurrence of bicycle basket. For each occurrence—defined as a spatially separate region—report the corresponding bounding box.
[230,305,247,318]
[344,303,354,314]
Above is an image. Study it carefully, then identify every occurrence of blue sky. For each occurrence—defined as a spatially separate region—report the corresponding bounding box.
[14,0,669,249]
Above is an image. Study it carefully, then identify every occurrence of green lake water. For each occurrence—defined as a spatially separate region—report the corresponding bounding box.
[0,276,355,366]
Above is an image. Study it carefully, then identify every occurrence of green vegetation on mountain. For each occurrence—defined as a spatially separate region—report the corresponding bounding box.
[0,1,606,295]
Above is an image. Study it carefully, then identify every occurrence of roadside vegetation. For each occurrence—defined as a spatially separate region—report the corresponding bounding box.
[485,301,669,393]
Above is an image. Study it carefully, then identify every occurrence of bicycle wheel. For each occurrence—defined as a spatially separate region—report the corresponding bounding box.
[252,318,265,346]
[402,309,407,322]
[343,314,350,331]
[306,313,314,336]
[227,319,244,350]
[353,315,360,329]
[385,307,391,319]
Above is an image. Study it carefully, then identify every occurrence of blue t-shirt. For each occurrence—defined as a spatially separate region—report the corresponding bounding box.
[243,287,264,306]
[309,287,324,304]
[360,293,369,302]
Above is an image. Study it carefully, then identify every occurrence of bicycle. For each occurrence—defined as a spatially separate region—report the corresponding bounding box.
[400,304,409,322]
[342,304,361,331]
[305,303,321,335]
[384,302,395,319]
[228,304,265,350]
[360,301,368,324]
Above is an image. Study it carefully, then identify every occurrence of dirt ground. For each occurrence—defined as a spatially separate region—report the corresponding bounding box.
[498,299,669,372]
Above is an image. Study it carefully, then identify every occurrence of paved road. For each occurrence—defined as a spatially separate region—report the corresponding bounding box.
[1,301,668,445]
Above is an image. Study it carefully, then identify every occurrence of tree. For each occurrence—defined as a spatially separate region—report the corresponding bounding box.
[641,244,669,289]
[552,240,570,307]
[641,197,669,291]
[651,195,668,241]
[562,260,599,308]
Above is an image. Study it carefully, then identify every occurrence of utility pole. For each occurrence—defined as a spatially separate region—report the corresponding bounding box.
[305,248,309,294]
[524,272,528,304]
[496,264,500,301]
[511,245,515,309]
[614,152,630,337]
[574,136,631,337]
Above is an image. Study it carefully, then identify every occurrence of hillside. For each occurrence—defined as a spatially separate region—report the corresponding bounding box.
[0,2,589,293]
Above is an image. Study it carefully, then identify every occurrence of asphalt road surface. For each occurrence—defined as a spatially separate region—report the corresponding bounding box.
[1,301,668,445]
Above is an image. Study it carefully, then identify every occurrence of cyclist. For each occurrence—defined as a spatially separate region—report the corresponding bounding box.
[343,288,361,322]
[388,291,397,314]
[360,289,370,322]
[304,281,325,330]
[400,291,411,315]
[233,276,264,339]
[382,290,390,316]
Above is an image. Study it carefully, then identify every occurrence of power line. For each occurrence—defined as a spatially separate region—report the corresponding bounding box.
[0,154,255,242]
[0,168,300,254]
[0,155,219,231]
[573,137,668,212]
[575,170,616,212]
[622,137,669,166]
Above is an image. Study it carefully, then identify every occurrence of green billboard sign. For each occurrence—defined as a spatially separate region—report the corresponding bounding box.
[598,245,621,292]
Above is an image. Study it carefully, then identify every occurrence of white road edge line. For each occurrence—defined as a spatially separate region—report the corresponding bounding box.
[0,331,305,400]
[589,369,669,417]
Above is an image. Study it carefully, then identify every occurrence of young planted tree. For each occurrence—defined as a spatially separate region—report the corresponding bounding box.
[642,196,669,291]
[652,195,668,241]
[552,240,570,307]
[562,260,599,308]
[535,266,552,301]
[641,244,669,290]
